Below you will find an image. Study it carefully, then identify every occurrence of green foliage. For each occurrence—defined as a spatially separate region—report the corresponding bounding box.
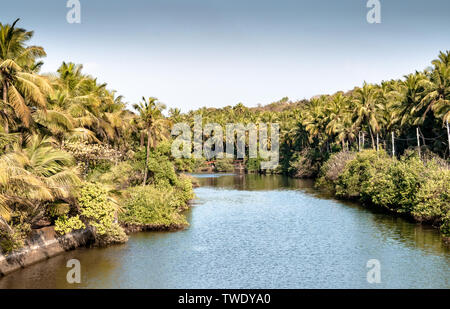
[288,148,323,178]
[96,222,128,246]
[362,152,428,213]
[214,158,235,172]
[86,161,113,180]
[47,203,70,218]
[174,158,205,173]
[78,183,115,236]
[148,155,179,187]
[319,149,450,237]
[77,182,127,244]
[120,185,188,229]
[246,157,261,172]
[413,169,450,228]
[0,223,31,254]
[54,215,85,235]
[316,151,356,190]
[95,161,138,189]
[334,150,390,199]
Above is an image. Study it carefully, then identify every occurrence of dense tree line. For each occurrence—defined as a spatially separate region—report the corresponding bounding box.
[0,20,191,252]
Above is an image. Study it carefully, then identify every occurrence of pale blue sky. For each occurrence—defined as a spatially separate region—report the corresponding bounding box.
[1,0,449,111]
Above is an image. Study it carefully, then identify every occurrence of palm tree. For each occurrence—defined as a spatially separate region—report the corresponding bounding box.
[0,135,80,226]
[133,97,169,185]
[352,83,383,149]
[0,19,51,133]
[419,62,450,123]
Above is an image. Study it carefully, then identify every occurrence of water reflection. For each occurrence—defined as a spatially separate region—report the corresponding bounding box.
[0,174,449,288]
[194,173,450,256]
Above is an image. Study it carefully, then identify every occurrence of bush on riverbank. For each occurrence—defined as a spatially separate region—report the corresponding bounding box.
[317,150,450,238]
[214,158,235,172]
[288,148,323,178]
[54,183,128,245]
[0,223,30,254]
[119,185,189,230]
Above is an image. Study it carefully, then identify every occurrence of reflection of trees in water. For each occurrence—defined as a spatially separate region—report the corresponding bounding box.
[0,246,124,288]
[370,215,450,256]
[198,174,315,191]
[196,174,450,257]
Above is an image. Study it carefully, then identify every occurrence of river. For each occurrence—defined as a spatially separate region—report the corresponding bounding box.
[0,174,449,288]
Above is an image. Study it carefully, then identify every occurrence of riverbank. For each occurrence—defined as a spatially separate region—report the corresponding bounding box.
[0,226,94,277]
[315,150,450,244]
[0,199,194,277]
[2,174,448,289]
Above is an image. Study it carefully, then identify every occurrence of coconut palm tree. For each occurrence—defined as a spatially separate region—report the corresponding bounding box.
[352,83,383,149]
[0,19,51,133]
[133,97,170,185]
[0,135,80,226]
[419,62,450,123]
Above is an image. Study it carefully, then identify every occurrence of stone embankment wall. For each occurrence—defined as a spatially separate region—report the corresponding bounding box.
[0,226,94,277]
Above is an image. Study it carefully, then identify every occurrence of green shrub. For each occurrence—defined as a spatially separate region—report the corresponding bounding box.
[54,215,85,235]
[363,153,429,213]
[412,168,450,225]
[214,158,235,172]
[322,149,450,237]
[335,150,389,199]
[97,161,137,189]
[96,223,128,246]
[0,223,30,254]
[77,182,127,245]
[288,148,322,178]
[246,158,261,172]
[172,174,195,208]
[316,151,356,190]
[120,186,188,229]
[148,156,179,187]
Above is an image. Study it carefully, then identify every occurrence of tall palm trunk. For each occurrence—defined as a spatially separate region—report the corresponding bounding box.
[368,126,375,149]
[140,131,145,147]
[142,129,151,186]
[2,80,9,133]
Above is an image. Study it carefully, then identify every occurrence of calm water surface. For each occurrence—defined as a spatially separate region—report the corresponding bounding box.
[1,174,449,288]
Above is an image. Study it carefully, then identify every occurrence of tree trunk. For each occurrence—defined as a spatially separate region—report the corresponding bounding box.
[142,129,151,186]
[416,127,421,158]
[376,133,379,151]
[447,120,450,155]
[140,131,145,147]
[369,127,375,150]
[2,81,9,133]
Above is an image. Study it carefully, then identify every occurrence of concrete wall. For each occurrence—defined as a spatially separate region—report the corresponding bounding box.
[0,227,94,277]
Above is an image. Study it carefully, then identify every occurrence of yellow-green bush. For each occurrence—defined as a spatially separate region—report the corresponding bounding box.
[78,182,127,245]
[335,150,390,199]
[54,215,85,235]
[413,169,450,226]
[120,185,189,229]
